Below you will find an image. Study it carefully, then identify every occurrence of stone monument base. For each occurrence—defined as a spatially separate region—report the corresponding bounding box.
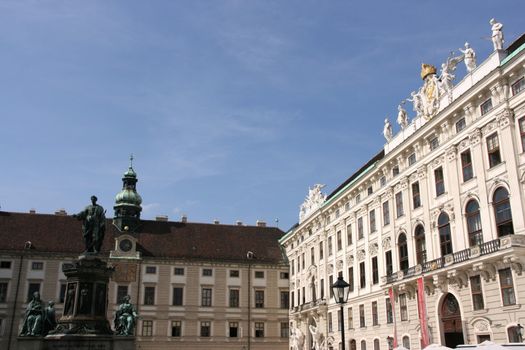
[17,337,45,350]
[44,334,135,350]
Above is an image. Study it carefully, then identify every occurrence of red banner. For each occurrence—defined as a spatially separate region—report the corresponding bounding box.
[388,287,398,348]
[417,278,430,348]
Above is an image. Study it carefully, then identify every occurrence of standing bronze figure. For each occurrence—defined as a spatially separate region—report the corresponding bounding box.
[74,196,106,254]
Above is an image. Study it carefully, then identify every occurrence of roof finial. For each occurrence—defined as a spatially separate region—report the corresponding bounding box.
[129,154,134,169]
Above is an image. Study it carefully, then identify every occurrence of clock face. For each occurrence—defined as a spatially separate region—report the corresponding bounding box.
[119,239,132,252]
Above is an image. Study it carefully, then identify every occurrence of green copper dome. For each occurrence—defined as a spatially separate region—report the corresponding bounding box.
[115,188,142,207]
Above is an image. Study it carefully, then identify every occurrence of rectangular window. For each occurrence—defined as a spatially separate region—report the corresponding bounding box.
[0,261,11,269]
[348,267,354,292]
[369,210,376,233]
[297,289,300,306]
[429,136,439,151]
[399,294,408,321]
[346,224,352,245]
[116,285,128,304]
[172,287,183,306]
[280,322,289,338]
[201,288,212,307]
[372,257,378,285]
[435,167,445,196]
[470,275,484,310]
[480,98,493,115]
[383,201,390,226]
[512,77,525,95]
[171,320,181,337]
[255,290,264,308]
[499,268,516,306]
[142,320,153,336]
[144,286,155,305]
[337,308,342,331]
[328,237,333,256]
[229,289,239,307]
[392,166,400,177]
[367,186,373,195]
[174,267,185,275]
[386,298,393,324]
[456,118,466,133]
[145,266,156,274]
[329,275,333,299]
[359,262,366,289]
[487,133,502,167]
[280,272,289,279]
[372,301,378,326]
[301,253,305,270]
[0,282,7,303]
[380,176,387,187]
[302,287,305,304]
[255,271,265,278]
[412,182,421,209]
[59,283,66,303]
[229,322,238,337]
[31,262,43,270]
[385,251,393,276]
[395,192,404,218]
[200,321,211,337]
[320,279,324,299]
[202,268,213,276]
[519,117,525,152]
[359,304,365,328]
[319,241,324,260]
[311,247,315,265]
[328,312,333,333]
[461,150,474,182]
[337,231,342,251]
[348,307,353,329]
[229,270,239,277]
[357,217,364,240]
[291,291,294,307]
[408,153,416,166]
[255,322,264,338]
[356,194,361,204]
[281,291,289,309]
[291,260,295,276]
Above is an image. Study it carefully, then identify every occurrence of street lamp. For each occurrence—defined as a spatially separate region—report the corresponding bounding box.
[331,276,350,350]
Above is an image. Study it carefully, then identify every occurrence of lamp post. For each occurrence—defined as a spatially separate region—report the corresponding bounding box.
[331,276,350,350]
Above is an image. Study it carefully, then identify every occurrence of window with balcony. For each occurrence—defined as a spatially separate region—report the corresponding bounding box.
[412,182,421,209]
[398,233,409,271]
[438,212,453,256]
[493,187,514,237]
[434,167,445,196]
[487,133,502,167]
[414,225,426,264]
[461,150,473,182]
[466,200,483,246]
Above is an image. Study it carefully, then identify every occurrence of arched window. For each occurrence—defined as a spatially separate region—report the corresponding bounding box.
[438,213,452,256]
[466,200,483,246]
[507,325,523,342]
[360,340,366,350]
[402,335,410,349]
[350,339,357,350]
[398,233,409,271]
[493,187,514,237]
[414,225,426,264]
[373,339,380,350]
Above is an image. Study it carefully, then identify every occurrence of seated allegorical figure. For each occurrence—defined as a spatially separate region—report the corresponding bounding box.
[114,295,138,336]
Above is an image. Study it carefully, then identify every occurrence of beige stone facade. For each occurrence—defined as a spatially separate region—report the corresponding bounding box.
[280,30,525,349]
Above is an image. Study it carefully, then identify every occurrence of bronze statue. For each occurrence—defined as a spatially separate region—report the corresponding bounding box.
[114,295,138,335]
[43,300,57,335]
[20,291,44,336]
[74,195,106,254]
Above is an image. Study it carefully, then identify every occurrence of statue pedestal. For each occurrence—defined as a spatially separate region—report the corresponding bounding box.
[43,335,135,350]
[17,337,44,350]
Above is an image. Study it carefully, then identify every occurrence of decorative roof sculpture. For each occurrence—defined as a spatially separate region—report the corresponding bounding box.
[299,184,326,223]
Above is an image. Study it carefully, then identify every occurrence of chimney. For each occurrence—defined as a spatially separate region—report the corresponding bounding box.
[213,219,220,225]
[155,215,168,222]
[181,214,188,223]
[29,209,36,214]
[55,209,67,216]
[256,220,266,227]
[236,220,243,226]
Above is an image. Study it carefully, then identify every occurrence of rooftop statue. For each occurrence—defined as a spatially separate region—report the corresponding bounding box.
[20,291,44,336]
[114,295,138,336]
[299,184,326,223]
[439,52,464,103]
[490,18,504,51]
[396,104,409,129]
[73,196,106,254]
[406,90,423,118]
[383,118,393,141]
[459,42,477,73]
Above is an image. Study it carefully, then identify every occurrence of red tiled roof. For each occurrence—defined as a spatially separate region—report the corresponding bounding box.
[0,212,287,264]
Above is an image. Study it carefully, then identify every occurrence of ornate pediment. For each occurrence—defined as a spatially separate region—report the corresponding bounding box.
[299,184,327,223]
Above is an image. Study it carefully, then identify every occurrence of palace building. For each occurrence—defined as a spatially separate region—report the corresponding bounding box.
[0,161,290,350]
[280,21,525,349]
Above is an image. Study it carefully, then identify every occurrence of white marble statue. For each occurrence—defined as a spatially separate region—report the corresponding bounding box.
[309,319,325,350]
[459,42,477,73]
[299,184,326,223]
[291,326,305,350]
[439,52,463,102]
[490,18,504,51]
[383,118,393,142]
[396,104,408,129]
[406,90,423,117]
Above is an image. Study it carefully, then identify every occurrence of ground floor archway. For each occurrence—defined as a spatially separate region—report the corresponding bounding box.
[440,293,464,348]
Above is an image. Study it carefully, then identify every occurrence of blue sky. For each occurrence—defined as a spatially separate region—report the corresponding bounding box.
[1,1,523,231]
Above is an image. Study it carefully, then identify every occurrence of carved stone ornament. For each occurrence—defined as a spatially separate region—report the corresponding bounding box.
[357,249,366,262]
[458,138,470,151]
[472,262,496,282]
[497,108,512,128]
[469,128,482,146]
[432,156,444,167]
[336,260,344,270]
[368,243,378,256]
[382,237,391,250]
[474,320,490,332]
[463,103,475,120]
[346,254,354,266]
[446,146,457,161]
[327,264,334,274]
[482,120,498,136]
[417,166,427,179]
[299,184,327,223]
